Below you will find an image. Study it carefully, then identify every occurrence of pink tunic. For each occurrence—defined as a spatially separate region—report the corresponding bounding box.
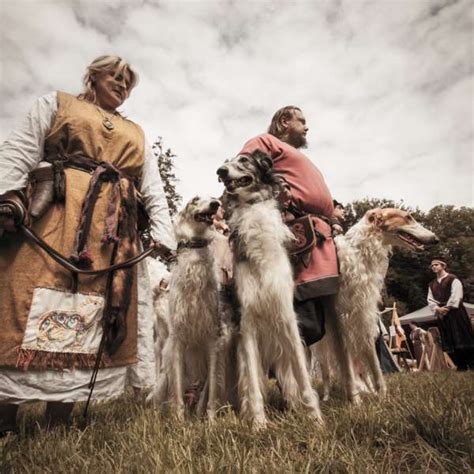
[240,133,339,300]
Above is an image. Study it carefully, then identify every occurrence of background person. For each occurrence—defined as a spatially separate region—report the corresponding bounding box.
[0,55,175,434]
[331,199,346,236]
[408,322,427,369]
[428,259,474,370]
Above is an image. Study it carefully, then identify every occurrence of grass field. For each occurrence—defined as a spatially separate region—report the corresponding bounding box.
[1,372,473,473]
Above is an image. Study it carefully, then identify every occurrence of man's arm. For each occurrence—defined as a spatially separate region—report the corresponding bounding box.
[446,279,463,309]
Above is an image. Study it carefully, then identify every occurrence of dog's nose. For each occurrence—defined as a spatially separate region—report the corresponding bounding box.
[432,234,440,245]
[217,166,229,179]
[210,200,220,212]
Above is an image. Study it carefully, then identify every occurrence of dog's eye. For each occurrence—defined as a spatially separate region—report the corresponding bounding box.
[239,156,249,164]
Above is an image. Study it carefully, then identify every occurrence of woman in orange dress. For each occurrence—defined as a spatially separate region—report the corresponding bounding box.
[0,55,175,433]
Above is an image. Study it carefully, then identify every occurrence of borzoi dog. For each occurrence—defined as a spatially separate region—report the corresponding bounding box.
[147,197,223,420]
[217,151,322,429]
[315,208,438,401]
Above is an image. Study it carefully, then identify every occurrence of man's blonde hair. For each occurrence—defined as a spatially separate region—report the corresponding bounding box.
[267,106,301,138]
[78,55,139,105]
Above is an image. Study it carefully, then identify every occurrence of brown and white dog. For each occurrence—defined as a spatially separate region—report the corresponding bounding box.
[313,208,438,401]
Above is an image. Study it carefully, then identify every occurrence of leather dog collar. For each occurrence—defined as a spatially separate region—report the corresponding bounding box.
[177,239,209,251]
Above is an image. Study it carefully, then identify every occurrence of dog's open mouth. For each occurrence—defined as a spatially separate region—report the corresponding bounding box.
[195,212,214,225]
[397,231,425,251]
[222,176,252,192]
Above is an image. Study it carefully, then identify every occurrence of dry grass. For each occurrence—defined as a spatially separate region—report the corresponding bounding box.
[1,372,473,473]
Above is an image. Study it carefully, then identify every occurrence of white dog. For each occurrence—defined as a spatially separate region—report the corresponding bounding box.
[315,208,438,401]
[147,197,223,420]
[217,151,322,429]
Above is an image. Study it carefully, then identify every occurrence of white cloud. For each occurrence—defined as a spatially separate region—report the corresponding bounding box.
[1,0,472,211]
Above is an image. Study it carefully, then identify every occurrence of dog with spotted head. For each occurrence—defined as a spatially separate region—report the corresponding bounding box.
[215,149,322,429]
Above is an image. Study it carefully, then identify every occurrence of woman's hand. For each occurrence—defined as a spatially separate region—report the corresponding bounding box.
[0,192,27,237]
[149,240,176,263]
[0,204,16,236]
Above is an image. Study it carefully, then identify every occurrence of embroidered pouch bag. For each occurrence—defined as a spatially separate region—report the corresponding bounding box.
[17,288,104,370]
[288,215,317,267]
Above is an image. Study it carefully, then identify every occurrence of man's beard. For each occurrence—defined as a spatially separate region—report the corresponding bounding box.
[288,130,307,149]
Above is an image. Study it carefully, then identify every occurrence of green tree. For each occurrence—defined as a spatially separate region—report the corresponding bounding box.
[421,205,474,301]
[152,137,182,217]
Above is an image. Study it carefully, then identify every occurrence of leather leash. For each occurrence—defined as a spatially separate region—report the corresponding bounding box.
[21,224,156,275]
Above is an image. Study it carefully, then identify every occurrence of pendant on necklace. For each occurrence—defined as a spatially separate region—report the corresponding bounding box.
[102,117,114,130]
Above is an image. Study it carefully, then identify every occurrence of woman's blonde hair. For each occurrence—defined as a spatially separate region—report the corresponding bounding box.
[78,55,139,105]
[267,106,301,138]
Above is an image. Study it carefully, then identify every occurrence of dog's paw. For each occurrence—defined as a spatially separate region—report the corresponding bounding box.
[349,392,362,405]
[376,385,387,399]
[206,408,217,422]
[250,415,268,431]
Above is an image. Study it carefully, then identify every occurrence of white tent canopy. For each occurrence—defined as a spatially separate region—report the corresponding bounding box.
[399,303,474,324]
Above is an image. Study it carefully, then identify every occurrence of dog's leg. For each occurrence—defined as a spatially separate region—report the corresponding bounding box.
[274,355,298,410]
[320,354,331,402]
[311,343,331,401]
[365,343,387,397]
[239,322,267,429]
[280,318,323,421]
[357,360,376,394]
[147,336,172,407]
[323,295,359,403]
[172,338,185,420]
[196,379,209,417]
[206,343,218,420]
[224,331,240,410]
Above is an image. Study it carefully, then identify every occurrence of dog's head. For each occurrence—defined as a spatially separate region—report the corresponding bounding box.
[216,150,279,203]
[174,196,221,240]
[365,208,439,251]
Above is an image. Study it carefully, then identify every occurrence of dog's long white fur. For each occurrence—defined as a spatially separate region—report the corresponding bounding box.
[229,196,322,428]
[147,198,223,420]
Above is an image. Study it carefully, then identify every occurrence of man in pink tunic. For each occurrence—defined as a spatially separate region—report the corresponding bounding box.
[239,106,339,345]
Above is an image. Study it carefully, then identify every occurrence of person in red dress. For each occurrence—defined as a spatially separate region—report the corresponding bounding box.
[239,106,339,346]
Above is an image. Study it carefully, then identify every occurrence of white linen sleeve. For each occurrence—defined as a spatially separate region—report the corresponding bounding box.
[446,279,463,308]
[139,140,176,250]
[427,287,439,312]
[0,92,57,195]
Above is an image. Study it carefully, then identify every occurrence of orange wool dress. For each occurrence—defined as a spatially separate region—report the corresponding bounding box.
[0,92,146,371]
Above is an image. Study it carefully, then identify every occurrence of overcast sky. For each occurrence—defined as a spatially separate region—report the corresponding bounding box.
[1,0,472,211]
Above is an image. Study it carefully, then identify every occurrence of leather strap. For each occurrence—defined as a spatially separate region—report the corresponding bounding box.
[20,224,166,275]
[177,239,209,251]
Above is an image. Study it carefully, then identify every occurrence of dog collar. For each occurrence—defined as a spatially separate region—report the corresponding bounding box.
[177,239,209,251]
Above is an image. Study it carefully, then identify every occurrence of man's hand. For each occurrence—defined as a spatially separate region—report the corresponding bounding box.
[332,223,344,236]
[435,306,449,317]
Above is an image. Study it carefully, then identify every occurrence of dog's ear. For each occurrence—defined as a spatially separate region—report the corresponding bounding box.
[366,208,384,228]
[251,150,273,181]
